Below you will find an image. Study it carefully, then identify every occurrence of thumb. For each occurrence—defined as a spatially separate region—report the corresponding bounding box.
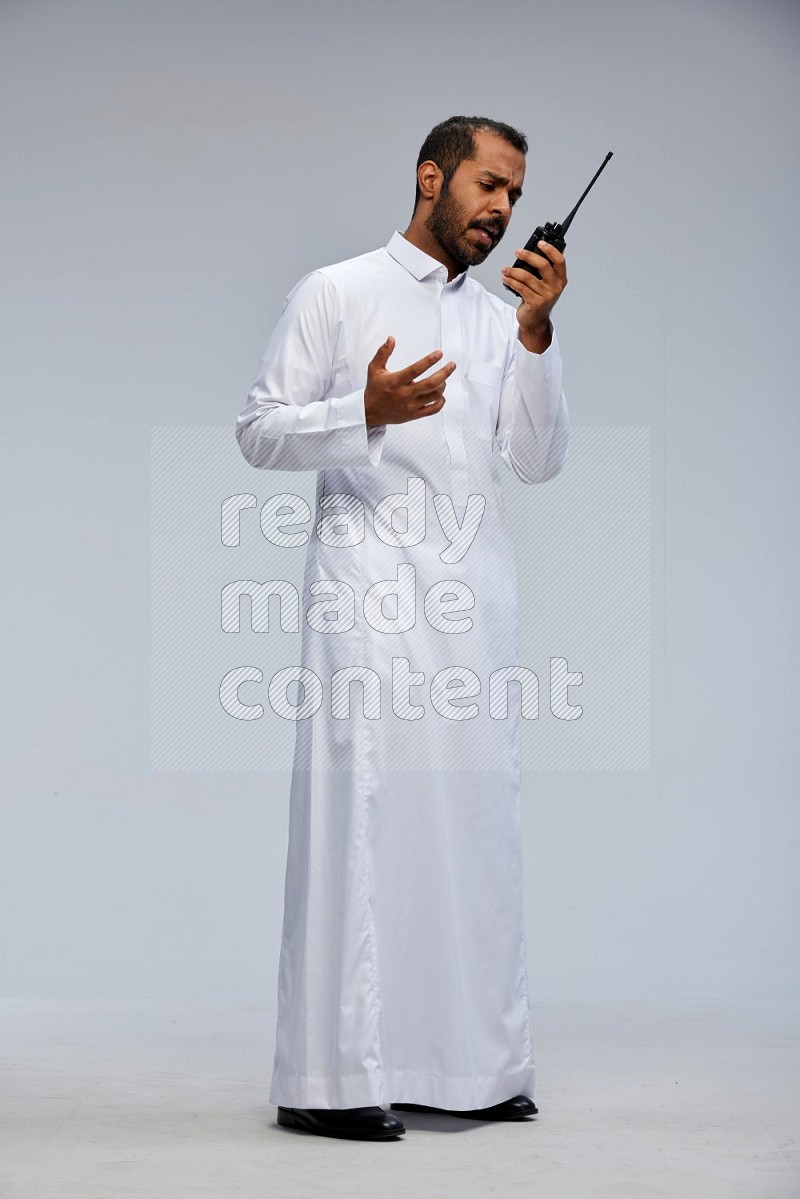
[370,335,395,370]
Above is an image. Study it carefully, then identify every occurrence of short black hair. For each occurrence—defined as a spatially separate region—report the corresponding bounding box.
[413,115,528,213]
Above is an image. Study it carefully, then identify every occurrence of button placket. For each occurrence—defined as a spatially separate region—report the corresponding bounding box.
[439,283,469,507]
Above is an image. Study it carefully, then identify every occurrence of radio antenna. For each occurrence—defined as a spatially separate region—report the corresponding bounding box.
[559,151,613,234]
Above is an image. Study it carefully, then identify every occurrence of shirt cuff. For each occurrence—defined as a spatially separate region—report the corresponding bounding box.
[332,389,387,467]
[513,326,563,419]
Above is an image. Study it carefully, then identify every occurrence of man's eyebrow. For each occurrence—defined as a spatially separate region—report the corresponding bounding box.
[477,169,523,198]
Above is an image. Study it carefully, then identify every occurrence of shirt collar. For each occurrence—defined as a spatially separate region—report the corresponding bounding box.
[385,230,467,288]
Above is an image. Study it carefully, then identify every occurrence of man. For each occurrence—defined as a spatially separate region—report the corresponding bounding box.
[236,115,569,1141]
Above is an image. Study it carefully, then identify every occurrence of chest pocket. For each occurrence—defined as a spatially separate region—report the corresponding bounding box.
[466,359,503,442]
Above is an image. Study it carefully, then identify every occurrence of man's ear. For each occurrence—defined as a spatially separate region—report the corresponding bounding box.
[417,159,443,204]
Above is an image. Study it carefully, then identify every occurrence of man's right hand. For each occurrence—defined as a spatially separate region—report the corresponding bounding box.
[364,336,456,428]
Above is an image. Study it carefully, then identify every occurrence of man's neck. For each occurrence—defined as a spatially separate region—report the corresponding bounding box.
[400,222,465,283]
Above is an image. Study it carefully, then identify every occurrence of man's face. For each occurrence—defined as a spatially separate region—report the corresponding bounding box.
[424,130,526,271]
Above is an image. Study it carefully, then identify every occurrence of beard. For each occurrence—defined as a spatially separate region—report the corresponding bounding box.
[424,181,503,271]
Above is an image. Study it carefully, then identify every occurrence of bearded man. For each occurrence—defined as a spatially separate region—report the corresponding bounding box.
[236,114,569,1141]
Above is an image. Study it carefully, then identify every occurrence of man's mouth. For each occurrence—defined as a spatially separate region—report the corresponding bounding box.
[471,225,500,247]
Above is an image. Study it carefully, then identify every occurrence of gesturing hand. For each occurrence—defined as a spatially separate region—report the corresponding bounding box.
[364,336,456,428]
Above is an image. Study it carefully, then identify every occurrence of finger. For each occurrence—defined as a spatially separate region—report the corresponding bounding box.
[411,385,445,409]
[534,240,565,268]
[412,392,447,418]
[410,361,457,396]
[531,242,567,284]
[397,348,444,382]
[502,267,546,296]
[370,335,395,369]
[512,247,553,276]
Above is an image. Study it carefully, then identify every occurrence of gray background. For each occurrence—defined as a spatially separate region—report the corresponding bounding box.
[1,0,797,1006]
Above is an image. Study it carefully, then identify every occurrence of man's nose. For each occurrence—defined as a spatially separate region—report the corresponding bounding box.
[489,193,512,221]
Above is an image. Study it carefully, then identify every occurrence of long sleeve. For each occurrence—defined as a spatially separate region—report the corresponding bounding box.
[495,316,570,484]
[236,270,387,472]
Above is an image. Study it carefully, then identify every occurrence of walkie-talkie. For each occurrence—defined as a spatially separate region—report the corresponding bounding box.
[503,151,613,296]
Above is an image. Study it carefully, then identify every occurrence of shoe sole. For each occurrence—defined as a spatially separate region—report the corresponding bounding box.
[391,1102,536,1120]
[277,1107,405,1140]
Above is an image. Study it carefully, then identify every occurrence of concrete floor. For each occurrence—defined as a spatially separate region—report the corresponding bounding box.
[0,997,797,1198]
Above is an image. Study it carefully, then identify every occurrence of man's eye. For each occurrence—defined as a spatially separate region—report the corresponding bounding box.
[480,182,493,191]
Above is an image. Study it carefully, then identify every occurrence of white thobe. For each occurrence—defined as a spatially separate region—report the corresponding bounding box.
[236,230,569,1110]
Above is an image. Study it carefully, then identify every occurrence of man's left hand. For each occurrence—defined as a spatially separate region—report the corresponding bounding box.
[502,241,568,353]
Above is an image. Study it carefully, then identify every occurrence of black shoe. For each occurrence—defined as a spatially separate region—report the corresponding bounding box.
[277,1105,405,1140]
[391,1094,537,1120]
